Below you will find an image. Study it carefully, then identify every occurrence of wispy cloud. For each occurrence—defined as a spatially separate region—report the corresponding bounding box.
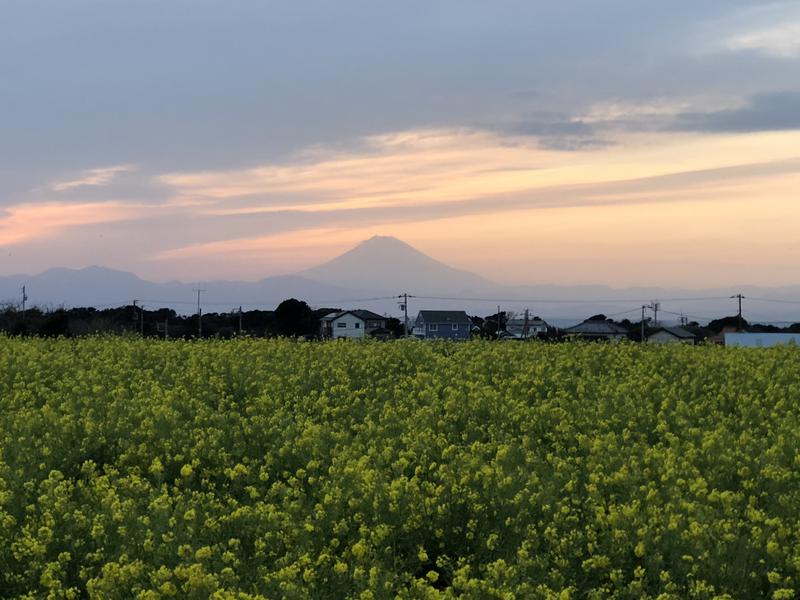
[159,128,673,216]
[0,201,148,246]
[726,22,800,58]
[50,165,135,192]
[151,152,800,266]
[155,227,363,261]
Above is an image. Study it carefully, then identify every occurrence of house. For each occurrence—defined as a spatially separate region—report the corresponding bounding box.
[563,318,629,342]
[413,310,472,340]
[708,325,738,345]
[320,310,387,339]
[724,332,800,347]
[647,326,696,344]
[505,316,549,339]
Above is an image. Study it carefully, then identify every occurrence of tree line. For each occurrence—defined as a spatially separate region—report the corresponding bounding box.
[0,299,405,339]
[2,299,798,340]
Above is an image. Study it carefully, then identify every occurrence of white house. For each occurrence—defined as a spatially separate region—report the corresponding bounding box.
[647,326,696,344]
[505,317,549,339]
[320,310,387,339]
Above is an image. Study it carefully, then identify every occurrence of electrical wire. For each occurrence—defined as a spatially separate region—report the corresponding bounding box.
[605,307,645,318]
[413,294,732,305]
[746,296,800,305]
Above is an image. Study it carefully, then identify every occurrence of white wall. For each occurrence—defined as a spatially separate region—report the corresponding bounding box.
[725,333,800,348]
[331,315,366,339]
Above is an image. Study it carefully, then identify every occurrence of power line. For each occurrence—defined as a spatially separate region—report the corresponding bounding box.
[413,294,731,305]
[25,293,768,311]
[605,307,643,318]
[746,296,800,305]
[313,295,399,304]
[659,308,718,322]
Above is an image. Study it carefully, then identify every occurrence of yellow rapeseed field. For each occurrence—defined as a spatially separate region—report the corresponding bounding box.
[0,336,798,598]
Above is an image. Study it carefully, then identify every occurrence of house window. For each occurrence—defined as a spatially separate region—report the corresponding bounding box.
[355,322,360,329]
[337,322,347,328]
[452,323,459,331]
[429,323,438,332]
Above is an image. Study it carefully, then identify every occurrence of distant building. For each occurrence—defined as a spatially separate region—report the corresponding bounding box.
[647,326,696,344]
[505,316,549,339]
[563,318,629,342]
[320,310,387,339]
[413,310,472,340]
[708,326,738,345]
[724,332,800,348]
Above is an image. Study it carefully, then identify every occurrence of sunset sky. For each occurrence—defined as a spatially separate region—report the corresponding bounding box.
[2,1,799,287]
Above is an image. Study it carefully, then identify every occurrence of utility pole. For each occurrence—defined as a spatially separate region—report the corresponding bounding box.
[132,300,139,334]
[497,304,501,336]
[140,304,145,335]
[193,288,206,337]
[397,293,413,337]
[157,318,169,340]
[21,285,27,321]
[238,306,243,335]
[641,304,647,343]
[731,294,745,331]
[651,300,660,328]
[523,308,530,340]
[403,293,409,337]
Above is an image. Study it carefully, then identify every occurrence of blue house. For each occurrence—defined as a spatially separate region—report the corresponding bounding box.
[413,310,472,340]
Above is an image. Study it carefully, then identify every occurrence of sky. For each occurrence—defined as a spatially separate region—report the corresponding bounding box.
[2,0,799,287]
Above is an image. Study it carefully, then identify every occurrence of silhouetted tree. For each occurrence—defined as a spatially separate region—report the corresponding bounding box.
[274,298,318,337]
[481,311,507,338]
[386,317,405,338]
[706,315,748,333]
[39,309,70,337]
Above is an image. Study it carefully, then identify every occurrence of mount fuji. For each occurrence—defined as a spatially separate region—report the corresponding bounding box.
[1,236,799,323]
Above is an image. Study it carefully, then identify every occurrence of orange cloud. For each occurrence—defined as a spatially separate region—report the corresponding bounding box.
[0,201,144,246]
[161,128,800,217]
[11,126,800,287]
[151,127,800,285]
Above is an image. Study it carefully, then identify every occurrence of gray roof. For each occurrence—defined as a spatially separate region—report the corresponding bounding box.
[416,310,472,324]
[652,326,695,339]
[564,319,629,335]
[321,309,385,322]
[350,309,386,321]
[507,317,549,328]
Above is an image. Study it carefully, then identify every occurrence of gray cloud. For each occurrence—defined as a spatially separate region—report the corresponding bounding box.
[671,91,800,133]
[0,0,790,189]
[496,115,614,151]
[2,0,800,281]
[482,111,614,151]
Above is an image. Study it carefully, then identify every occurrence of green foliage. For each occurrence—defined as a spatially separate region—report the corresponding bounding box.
[1,336,799,598]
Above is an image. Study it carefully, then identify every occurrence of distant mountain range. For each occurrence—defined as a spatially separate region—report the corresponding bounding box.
[2,235,799,325]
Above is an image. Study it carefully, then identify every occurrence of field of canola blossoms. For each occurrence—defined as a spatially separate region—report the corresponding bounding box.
[0,336,799,599]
